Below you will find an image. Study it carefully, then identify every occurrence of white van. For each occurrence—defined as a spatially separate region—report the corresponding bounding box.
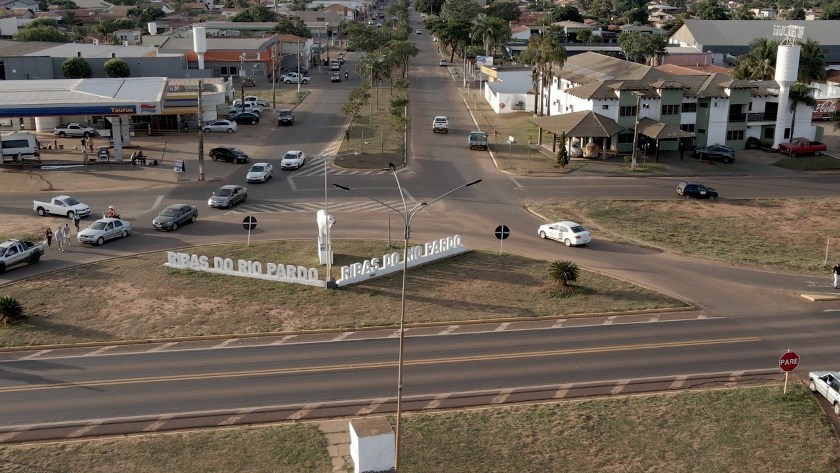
[1,132,40,163]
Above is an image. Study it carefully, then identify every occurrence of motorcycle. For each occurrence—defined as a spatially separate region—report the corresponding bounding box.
[344,71,349,79]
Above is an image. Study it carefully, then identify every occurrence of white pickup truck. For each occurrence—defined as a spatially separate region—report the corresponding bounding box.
[433,116,449,134]
[0,239,45,274]
[33,195,92,219]
[54,123,96,138]
[810,370,840,415]
[280,72,311,84]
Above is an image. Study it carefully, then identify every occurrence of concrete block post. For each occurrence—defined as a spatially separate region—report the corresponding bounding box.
[349,417,395,473]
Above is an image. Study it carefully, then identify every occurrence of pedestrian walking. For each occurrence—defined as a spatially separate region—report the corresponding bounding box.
[834,262,840,289]
[81,137,86,150]
[45,228,53,248]
[74,213,81,232]
[55,226,65,252]
[63,223,71,247]
[88,139,94,153]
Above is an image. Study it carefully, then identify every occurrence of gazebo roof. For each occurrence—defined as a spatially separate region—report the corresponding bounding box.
[530,111,625,138]
[636,117,696,139]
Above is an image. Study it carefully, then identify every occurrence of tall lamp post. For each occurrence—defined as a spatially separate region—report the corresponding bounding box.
[334,165,481,472]
[630,90,644,172]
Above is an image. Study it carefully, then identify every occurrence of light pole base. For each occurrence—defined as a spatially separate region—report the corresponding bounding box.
[326,278,337,289]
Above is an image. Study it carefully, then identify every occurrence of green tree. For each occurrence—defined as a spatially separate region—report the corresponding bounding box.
[414,0,444,15]
[345,23,390,52]
[440,0,481,21]
[231,5,276,22]
[787,83,817,141]
[272,17,312,38]
[694,0,729,19]
[549,260,579,286]
[732,38,777,80]
[471,14,510,56]
[104,58,131,77]
[50,0,78,9]
[730,4,756,19]
[786,7,805,19]
[577,29,592,44]
[38,0,48,10]
[223,0,248,6]
[823,2,840,20]
[0,296,25,326]
[386,39,419,78]
[546,4,583,22]
[61,56,93,78]
[14,25,69,42]
[127,7,164,25]
[520,32,566,116]
[289,0,309,10]
[624,7,649,25]
[486,0,520,22]
[556,131,568,166]
[618,31,666,65]
[798,39,827,84]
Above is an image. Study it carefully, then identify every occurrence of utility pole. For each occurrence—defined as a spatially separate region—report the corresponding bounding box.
[197,80,205,181]
[272,43,277,111]
[630,91,642,172]
[297,39,302,93]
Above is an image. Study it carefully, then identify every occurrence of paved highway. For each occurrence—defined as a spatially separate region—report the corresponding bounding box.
[1,16,840,441]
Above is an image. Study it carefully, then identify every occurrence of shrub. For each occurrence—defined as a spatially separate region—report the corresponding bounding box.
[549,260,579,287]
[0,296,25,325]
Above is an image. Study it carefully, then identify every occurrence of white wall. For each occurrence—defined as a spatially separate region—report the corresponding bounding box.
[706,98,729,145]
[0,17,20,37]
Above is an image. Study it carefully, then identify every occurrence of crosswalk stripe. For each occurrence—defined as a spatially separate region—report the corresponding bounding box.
[226,199,416,215]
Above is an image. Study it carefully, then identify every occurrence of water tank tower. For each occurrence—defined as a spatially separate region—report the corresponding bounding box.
[772,25,804,148]
[193,26,207,70]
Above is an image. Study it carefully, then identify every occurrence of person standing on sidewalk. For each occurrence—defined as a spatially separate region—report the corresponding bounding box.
[833,262,840,289]
[74,213,81,233]
[44,228,53,248]
[55,226,64,252]
[63,223,72,247]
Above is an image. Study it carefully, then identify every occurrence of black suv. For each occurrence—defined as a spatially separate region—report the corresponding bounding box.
[208,147,250,164]
[277,109,294,126]
[676,181,719,200]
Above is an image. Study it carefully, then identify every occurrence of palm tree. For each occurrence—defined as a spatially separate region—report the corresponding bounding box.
[519,35,543,116]
[732,38,778,80]
[787,82,817,141]
[520,33,566,116]
[798,39,828,84]
[549,260,579,287]
[471,14,509,56]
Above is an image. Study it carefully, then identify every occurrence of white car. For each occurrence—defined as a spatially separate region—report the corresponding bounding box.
[243,95,268,107]
[416,29,422,34]
[246,162,273,183]
[203,120,237,134]
[77,218,132,246]
[280,150,306,170]
[810,371,840,415]
[567,143,583,157]
[537,221,592,247]
[229,102,262,116]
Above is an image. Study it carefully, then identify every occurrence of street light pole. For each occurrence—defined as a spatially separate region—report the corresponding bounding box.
[334,167,481,472]
[630,91,642,172]
[197,79,205,181]
[322,152,358,288]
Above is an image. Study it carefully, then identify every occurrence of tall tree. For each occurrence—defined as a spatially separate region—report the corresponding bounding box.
[14,25,69,42]
[231,5,277,22]
[486,0,520,22]
[732,38,777,80]
[693,0,729,19]
[520,33,566,116]
[787,83,817,141]
[62,57,93,78]
[272,17,312,38]
[471,14,510,56]
[798,39,827,84]
[386,39,420,78]
[545,5,583,23]
[786,7,805,19]
[618,31,666,65]
[440,0,481,21]
[730,4,756,19]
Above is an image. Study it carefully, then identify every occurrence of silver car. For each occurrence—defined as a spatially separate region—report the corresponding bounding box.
[208,185,248,209]
[77,218,132,245]
[202,119,237,134]
[152,204,198,231]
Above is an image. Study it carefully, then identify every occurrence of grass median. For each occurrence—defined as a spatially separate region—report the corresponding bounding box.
[0,384,834,472]
[0,240,685,347]
[531,198,840,273]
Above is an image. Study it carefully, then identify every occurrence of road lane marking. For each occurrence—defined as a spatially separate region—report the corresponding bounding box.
[424,393,450,409]
[355,398,388,415]
[439,325,459,335]
[494,323,510,332]
[213,339,239,348]
[492,388,513,404]
[648,315,660,322]
[289,403,321,420]
[610,379,630,395]
[669,375,689,389]
[271,335,298,344]
[143,414,175,432]
[552,319,567,328]
[148,195,164,213]
[287,174,297,192]
[0,337,761,394]
[83,346,113,356]
[67,422,101,438]
[19,350,52,360]
[147,342,178,352]
[0,431,21,442]
[332,332,353,342]
[603,316,616,325]
[554,384,573,399]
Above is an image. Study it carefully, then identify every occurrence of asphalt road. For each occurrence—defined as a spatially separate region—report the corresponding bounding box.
[1,19,840,440]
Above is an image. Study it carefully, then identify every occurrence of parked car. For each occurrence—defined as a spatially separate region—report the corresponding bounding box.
[33,195,91,219]
[152,204,198,231]
[53,123,96,138]
[208,185,248,209]
[280,150,306,170]
[203,120,237,134]
[778,137,828,157]
[209,147,250,164]
[439,59,448,67]
[280,72,311,84]
[537,221,592,247]
[676,181,719,200]
[246,162,273,183]
[566,143,583,157]
[77,218,131,246]
[331,72,342,82]
[416,29,422,34]
[227,112,260,125]
[810,371,840,415]
[229,102,262,116]
[277,109,295,126]
[694,145,735,164]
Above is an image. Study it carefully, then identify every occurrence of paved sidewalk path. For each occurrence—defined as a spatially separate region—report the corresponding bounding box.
[318,419,354,472]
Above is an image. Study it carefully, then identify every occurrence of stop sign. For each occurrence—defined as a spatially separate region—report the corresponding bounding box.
[779,351,800,372]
